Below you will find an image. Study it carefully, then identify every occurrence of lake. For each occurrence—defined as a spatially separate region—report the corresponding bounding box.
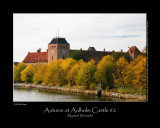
[13,87,145,102]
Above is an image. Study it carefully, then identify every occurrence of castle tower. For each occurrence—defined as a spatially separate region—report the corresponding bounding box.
[48,37,70,63]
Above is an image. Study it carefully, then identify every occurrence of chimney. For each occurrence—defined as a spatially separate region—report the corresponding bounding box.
[37,48,41,53]
[28,52,30,54]
[80,48,82,51]
[46,49,48,52]
[104,48,105,52]
[121,49,123,52]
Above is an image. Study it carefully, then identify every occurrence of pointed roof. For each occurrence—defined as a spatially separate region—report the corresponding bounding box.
[88,47,96,51]
[49,37,69,45]
[127,46,141,54]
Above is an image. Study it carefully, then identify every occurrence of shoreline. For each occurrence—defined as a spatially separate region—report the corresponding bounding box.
[13,83,146,101]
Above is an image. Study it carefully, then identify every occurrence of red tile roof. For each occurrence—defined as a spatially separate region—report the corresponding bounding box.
[23,52,48,63]
[127,46,141,54]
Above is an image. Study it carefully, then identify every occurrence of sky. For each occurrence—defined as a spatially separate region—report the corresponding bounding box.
[13,13,146,62]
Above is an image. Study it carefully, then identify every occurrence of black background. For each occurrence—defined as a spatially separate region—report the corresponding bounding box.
[6,1,156,122]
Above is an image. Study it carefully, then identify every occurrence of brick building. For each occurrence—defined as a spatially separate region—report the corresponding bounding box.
[126,46,142,60]
[23,37,142,65]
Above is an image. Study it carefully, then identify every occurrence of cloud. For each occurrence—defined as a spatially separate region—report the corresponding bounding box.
[13,13,146,62]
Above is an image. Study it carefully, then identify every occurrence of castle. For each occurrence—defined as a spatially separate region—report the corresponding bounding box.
[23,37,142,65]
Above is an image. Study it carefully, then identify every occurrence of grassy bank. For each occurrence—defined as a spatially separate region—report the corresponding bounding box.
[108,87,146,95]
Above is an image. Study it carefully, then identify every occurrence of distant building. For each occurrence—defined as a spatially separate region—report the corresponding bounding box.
[126,46,142,60]
[23,37,142,65]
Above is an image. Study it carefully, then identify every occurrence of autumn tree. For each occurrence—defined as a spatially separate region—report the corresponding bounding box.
[21,64,35,83]
[76,59,97,89]
[43,59,66,86]
[13,64,17,82]
[132,56,147,91]
[66,63,78,86]
[123,55,147,91]
[94,55,115,90]
[14,62,27,83]
[33,64,48,84]
[60,58,77,84]
[66,59,85,86]
[60,58,77,73]
[142,45,147,56]
[112,56,128,89]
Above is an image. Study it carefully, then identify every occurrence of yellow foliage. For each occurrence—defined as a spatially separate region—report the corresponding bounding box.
[60,58,77,72]
[14,62,27,83]
[113,56,128,88]
[21,64,35,83]
[123,55,147,89]
[94,55,115,88]
[76,59,97,88]
[33,64,47,84]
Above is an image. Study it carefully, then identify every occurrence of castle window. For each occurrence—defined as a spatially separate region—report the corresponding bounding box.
[52,57,53,60]
[62,50,65,54]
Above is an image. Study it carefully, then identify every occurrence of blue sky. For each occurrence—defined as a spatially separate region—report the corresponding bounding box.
[13,13,146,62]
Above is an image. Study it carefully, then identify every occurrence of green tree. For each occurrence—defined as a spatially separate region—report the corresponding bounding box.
[111,52,132,63]
[76,59,97,89]
[67,50,86,61]
[21,64,35,83]
[14,62,27,83]
[94,55,115,90]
